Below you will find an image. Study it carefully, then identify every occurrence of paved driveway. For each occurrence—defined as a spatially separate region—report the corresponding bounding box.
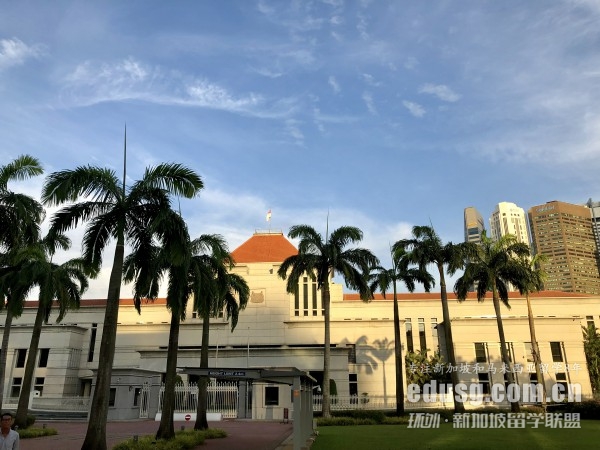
[21,419,294,450]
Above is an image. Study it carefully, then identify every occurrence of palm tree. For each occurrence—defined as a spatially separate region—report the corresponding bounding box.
[191,234,249,431]
[517,253,547,409]
[454,231,530,413]
[278,225,378,418]
[368,246,434,415]
[124,209,192,440]
[395,225,469,413]
[13,232,91,429]
[0,155,44,408]
[42,160,203,450]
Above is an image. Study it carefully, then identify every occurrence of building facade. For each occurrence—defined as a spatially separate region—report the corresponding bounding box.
[489,202,531,246]
[1,231,598,419]
[464,207,485,244]
[528,200,600,295]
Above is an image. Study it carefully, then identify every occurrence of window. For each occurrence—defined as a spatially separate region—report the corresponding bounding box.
[38,348,50,367]
[134,387,142,406]
[34,377,44,396]
[88,323,98,362]
[11,378,22,397]
[405,319,414,353]
[550,342,564,362]
[349,374,358,396]
[474,343,488,363]
[15,349,27,368]
[477,373,491,395]
[418,318,427,352]
[501,342,515,363]
[556,373,568,395]
[529,372,538,384]
[586,315,595,329]
[109,388,117,407]
[303,277,309,316]
[265,386,279,406]
[348,344,356,364]
[294,285,300,316]
[430,318,439,351]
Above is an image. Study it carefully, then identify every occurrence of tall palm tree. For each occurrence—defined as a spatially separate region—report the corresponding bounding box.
[191,234,249,431]
[123,209,191,440]
[395,225,469,413]
[517,253,547,409]
[13,232,91,429]
[0,155,44,408]
[42,160,203,450]
[278,225,378,418]
[368,246,434,415]
[454,231,530,413]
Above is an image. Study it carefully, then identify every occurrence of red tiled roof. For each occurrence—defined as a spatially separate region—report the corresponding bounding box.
[231,232,297,263]
[343,290,591,301]
[23,298,168,308]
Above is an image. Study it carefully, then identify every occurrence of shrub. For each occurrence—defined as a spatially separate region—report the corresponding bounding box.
[317,417,377,426]
[17,427,58,439]
[332,409,386,423]
[562,400,600,420]
[113,428,227,450]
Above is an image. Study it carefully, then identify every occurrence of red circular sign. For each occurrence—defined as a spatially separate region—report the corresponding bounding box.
[185,414,191,421]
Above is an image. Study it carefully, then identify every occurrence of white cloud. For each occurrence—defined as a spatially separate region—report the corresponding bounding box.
[419,83,461,102]
[404,57,418,70]
[362,91,377,115]
[285,119,305,144]
[362,73,381,87]
[403,100,426,118]
[328,75,341,93]
[0,38,43,70]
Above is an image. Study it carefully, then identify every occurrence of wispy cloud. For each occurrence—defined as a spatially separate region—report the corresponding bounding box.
[404,57,418,70]
[403,100,425,118]
[419,83,461,102]
[0,38,43,70]
[362,73,381,87]
[61,57,295,118]
[362,91,377,114]
[285,118,305,144]
[328,75,341,93]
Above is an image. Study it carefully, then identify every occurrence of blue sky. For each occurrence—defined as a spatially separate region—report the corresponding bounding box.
[1,1,599,297]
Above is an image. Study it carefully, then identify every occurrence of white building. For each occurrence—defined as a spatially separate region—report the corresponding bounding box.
[489,202,531,246]
[1,231,598,420]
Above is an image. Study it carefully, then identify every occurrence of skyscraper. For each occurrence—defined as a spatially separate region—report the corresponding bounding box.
[464,207,485,244]
[489,202,531,245]
[528,200,600,295]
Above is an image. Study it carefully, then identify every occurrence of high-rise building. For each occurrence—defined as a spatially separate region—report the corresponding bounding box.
[489,202,530,245]
[528,200,600,295]
[464,207,485,244]
[587,198,600,272]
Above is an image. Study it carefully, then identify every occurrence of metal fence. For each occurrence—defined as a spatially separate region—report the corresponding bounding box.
[158,381,239,419]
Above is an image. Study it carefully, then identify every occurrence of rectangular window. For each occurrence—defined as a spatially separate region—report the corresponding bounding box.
[11,378,22,397]
[529,372,538,384]
[349,373,358,396]
[294,285,299,317]
[88,323,98,362]
[555,373,568,395]
[134,387,142,406]
[405,319,414,353]
[38,348,50,367]
[303,277,309,316]
[34,377,44,396]
[312,282,318,316]
[265,386,279,406]
[418,318,427,352]
[586,315,595,329]
[474,343,488,363]
[109,388,117,407]
[501,342,514,363]
[477,373,491,395]
[348,344,356,364]
[550,342,564,362]
[16,349,27,368]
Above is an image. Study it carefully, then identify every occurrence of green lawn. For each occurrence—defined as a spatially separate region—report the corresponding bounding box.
[311,421,600,450]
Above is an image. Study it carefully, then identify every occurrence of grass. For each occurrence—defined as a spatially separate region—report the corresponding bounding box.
[311,421,600,450]
[112,428,227,450]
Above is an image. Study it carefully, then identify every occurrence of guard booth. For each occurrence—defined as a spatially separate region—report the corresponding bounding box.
[181,367,316,450]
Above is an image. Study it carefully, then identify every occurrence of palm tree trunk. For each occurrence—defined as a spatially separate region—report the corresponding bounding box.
[82,239,125,450]
[438,264,465,413]
[0,305,14,409]
[156,312,180,440]
[392,282,404,415]
[492,288,520,412]
[526,293,546,409]
[322,278,331,419]
[15,303,45,428]
[194,312,210,430]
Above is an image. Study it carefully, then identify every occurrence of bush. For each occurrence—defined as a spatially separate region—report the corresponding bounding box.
[317,417,377,426]
[332,409,386,423]
[113,428,227,450]
[562,400,600,420]
[17,427,58,439]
